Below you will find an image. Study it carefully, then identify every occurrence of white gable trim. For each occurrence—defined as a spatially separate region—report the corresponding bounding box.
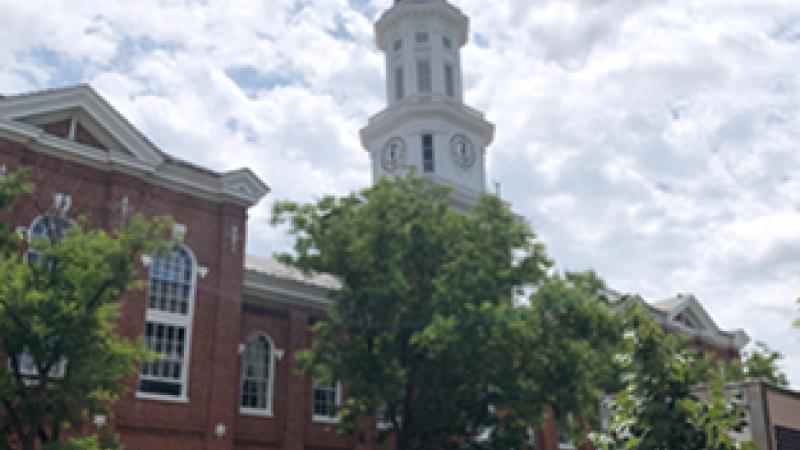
[0,86,269,207]
[612,294,749,351]
[666,295,721,336]
[0,85,164,166]
[244,269,333,311]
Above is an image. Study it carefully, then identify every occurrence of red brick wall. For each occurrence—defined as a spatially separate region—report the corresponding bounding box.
[0,137,248,450]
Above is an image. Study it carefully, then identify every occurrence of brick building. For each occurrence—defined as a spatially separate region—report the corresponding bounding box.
[0,85,366,450]
[0,1,756,450]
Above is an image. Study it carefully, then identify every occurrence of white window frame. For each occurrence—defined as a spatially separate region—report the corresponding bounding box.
[239,332,276,417]
[6,353,67,385]
[312,380,342,423]
[136,244,197,403]
[26,214,74,262]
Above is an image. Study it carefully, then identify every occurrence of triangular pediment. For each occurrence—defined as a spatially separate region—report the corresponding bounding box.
[666,295,721,336]
[0,85,163,167]
[675,310,703,331]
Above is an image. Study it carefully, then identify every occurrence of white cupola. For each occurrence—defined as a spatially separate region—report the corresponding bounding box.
[360,0,495,211]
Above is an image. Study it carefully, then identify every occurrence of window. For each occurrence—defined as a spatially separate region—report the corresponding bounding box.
[422,134,434,173]
[395,67,404,101]
[27,214,72,264]
[417,60,431,94]
[312,380,341,422]
[393,38,402,52]
[12,215,71,380]
[444,64,455,97]
[414,31,429,44]
[240,333,275,415]
[138,245,196,400]
[7,352,66,380]
[442,36,452,50]
[558,432,576,450]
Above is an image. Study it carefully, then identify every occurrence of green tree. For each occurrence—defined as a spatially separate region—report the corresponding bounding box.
[0,169,169,450]
[521,272,624,445]
[726,341,789,388]
[594,306,755,450]
[272,175,621,450]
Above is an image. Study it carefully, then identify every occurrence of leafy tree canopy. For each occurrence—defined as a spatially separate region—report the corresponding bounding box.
[594,306,756,450]
[272,175,621,450]
[0,169,170,450]
[726,341,789,388]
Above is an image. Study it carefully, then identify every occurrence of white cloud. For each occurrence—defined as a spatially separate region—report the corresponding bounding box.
[1,0,800,385]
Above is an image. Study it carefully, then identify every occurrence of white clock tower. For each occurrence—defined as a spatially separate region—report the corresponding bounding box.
[359,0,495,210]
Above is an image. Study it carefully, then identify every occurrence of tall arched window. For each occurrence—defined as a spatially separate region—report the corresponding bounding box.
[240,333,275,415]
[12,215,71,379]
[138,245,196,400]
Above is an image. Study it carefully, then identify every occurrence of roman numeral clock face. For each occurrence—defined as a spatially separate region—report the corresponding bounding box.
[381,137,406,172]
[451,134,476,168]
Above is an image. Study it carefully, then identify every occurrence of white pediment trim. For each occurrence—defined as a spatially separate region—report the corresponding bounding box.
[0,85,164,167]
[221,169,271,205]
[666,295,721,336]
[0,85,270,208]
[611,293,750,350]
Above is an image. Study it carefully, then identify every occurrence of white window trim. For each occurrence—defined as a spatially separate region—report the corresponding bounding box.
[134,391,189,403]
[26,214,75,261]
[238,332,277,417]
[137,244,198,402]
[6,354,67,385]
[312,381,342,423]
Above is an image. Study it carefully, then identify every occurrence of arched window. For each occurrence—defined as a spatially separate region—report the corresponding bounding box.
[138,245,196,400]
[240,333,274,415]
[12,215,71,380]
[27,215,72,264]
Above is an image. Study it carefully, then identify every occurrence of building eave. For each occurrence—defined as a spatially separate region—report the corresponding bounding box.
[243,269,334,311]
[375,1,470,51]
[360,94,495,150]
[0,119,269,208]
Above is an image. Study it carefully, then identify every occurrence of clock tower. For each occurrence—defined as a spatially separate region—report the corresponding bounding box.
[359,0,495,210]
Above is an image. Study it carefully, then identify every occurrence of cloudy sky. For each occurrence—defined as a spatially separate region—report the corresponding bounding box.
[2,0,799,384]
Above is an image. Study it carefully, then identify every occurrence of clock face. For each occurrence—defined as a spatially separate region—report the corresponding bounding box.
[450,134,476,168]
[381,137,406,172]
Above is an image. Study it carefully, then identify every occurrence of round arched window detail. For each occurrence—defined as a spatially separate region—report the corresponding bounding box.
[240,333,275,415]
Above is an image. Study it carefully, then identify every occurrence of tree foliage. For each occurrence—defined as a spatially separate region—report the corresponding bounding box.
[271,175,621,450]
[594,306,755,450]
[0,169,170,450]
[726,341,789,388]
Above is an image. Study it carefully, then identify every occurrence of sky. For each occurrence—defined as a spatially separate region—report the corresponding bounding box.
[1,0,799,385]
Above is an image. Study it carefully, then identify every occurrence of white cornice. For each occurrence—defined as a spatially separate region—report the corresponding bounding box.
[0,85,164,166]
[243,269,333,311]
[360,94,494,149]
[0,85,269,208]
[0,120,268,207]
[375,1,469,50]
[613,295,749,351]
